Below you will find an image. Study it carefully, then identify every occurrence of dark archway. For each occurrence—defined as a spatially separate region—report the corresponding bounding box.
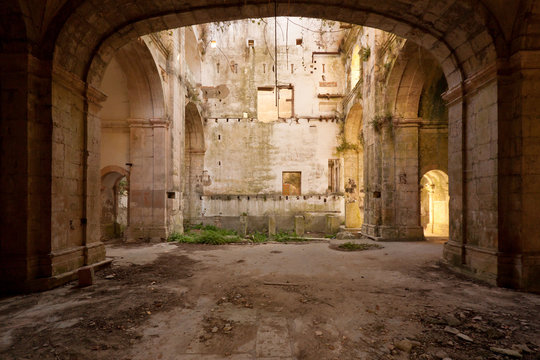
[100,168,130,240]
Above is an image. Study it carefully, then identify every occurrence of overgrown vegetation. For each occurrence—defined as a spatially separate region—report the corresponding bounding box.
[117,178,128,195]
[369,113,393,133]
[338,242,383,251]
[248,232,268,243]
[169,225,323,245]
[336,140,359,153]
[335,118,360,153]
[273,231,306,242]
[168,225,241,245]
[360,46,371,62]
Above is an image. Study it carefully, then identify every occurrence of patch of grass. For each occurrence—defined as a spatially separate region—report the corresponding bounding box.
[325,233,337,239]
[186,223,225,232]
[169,227,241,245]
[168,232,185,242]
[273,231,309,242]
[338,242,383,251]
[248,232,268,243]
[194,230,241,245]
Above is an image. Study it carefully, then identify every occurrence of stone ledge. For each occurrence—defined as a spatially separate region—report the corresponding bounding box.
[0,259,112,295]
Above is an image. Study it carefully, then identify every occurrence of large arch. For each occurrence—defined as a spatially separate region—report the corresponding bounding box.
[2,0,540,292]
[361,39,448,243]
[99,39,168,242]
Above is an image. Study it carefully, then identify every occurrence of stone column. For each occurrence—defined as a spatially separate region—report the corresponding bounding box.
[344,150,363,228]
[84,86,108,265]
[0,53,55,291]
[442,85,465,268]
[379,122,396,239]
[497,51,540,292]
[361,133,382,238]
[393,119,423,241]
[443,63,499,285]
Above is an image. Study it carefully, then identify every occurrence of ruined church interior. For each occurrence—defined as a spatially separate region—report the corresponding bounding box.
[1,1,540,359]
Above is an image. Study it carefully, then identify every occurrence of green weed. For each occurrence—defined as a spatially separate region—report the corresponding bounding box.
[338,242,383,251]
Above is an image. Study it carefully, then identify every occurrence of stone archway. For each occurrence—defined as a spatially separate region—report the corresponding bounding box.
[100,167,130,240]
[45,1,501,289]
[4,0,540,292]
[98,39,168,242]
[362,40,447,242]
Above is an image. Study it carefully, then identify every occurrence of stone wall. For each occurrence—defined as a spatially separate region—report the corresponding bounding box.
[196,18,347,119]
[182,18,348,230]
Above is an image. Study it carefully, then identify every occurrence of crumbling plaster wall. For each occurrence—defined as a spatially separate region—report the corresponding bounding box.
[195,18,347,119]
[181,18,350,230]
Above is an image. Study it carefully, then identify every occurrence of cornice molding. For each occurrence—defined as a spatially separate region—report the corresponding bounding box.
[442,62,497,106]
[127,118,169,128]
[52,64,107,105]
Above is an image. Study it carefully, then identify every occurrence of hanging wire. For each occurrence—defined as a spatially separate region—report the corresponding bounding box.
[274,0,279,109]
[286,15,289,69]
[286,18,349,33]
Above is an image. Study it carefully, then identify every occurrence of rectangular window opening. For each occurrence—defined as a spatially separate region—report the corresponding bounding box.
[282,171,301,195]
[257,86,294,122]
[328,159,340,193]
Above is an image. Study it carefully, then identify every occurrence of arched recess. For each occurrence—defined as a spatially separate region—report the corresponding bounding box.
[342,103,363,229]
[362,39,449,242]
[385,41,440,119]
[100,167,130,241]
[420,170,449,237]
[184,102,206,222]
[98,39,168,241]
[114,40,165,120]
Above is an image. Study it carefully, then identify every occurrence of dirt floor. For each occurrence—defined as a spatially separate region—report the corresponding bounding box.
[1,238,539,360]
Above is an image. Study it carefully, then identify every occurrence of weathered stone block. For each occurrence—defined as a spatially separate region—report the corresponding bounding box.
[294,215,305,237]
[268,215,276,236]
[78,266,94,287]
[326,215,341,234]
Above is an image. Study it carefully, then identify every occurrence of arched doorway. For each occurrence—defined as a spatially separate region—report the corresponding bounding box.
[420,170,449,237]
[101,168,130,241]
